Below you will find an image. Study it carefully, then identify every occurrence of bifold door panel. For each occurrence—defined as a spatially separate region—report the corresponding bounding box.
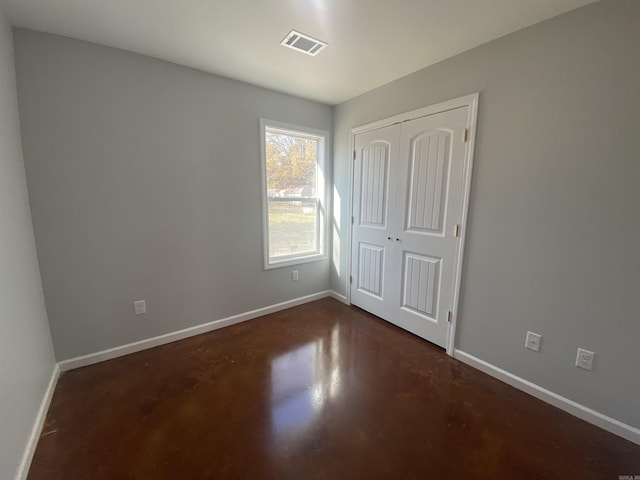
[350,125,400,320]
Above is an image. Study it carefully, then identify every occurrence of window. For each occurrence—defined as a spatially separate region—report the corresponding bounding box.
[260,119,328,269]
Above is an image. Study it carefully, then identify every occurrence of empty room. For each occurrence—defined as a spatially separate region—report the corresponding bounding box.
[1,0,639,478]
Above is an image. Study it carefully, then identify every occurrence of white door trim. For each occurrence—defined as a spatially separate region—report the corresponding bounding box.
[346,93,479,356]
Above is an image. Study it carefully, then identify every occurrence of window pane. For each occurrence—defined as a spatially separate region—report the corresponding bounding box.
[265,129,319,258]
[268,199,317,257]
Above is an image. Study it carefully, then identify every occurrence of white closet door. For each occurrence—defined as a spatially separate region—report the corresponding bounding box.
[389,106,469,347]
[350,124,401,320]
[350,106,470,349]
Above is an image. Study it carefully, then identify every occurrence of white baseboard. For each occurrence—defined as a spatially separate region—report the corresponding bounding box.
[329,290,348,304]
[452,349,640,446]
[15,363,60,480]
[59,291,333,372]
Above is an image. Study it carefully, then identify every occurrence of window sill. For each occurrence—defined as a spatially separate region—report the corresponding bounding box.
[264,253,327,270]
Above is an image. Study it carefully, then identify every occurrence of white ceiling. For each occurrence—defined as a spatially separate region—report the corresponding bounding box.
[0,0,597,105]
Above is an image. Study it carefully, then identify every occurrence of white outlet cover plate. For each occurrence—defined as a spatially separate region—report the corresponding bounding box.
[576,348,595,371]
[525,331,542,352]
[134,300,146,315]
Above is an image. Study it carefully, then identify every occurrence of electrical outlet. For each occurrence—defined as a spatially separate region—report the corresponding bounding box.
[292,270,299,281]
[525,331,542,352]
[576,348,595,371]
[134,300,146,315]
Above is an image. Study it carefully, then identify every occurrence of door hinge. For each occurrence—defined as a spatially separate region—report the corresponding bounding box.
[447,310,452,322]
[353,150,356,160]
[350,275,353,284]
[462,128,468,142]
[351,215,354,225]
[454,224,460,237]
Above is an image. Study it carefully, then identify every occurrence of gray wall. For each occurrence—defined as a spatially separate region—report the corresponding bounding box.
[332,0,640,428]
[0,8,56,480]
[14,29,333,361]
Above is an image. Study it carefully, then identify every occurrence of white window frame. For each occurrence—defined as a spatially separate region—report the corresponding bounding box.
[259,118,329,270]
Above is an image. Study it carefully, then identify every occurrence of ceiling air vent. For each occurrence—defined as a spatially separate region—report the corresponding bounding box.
[280,30,328,56]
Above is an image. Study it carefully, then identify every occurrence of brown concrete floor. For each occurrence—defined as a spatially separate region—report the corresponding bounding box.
[28,298,640,479]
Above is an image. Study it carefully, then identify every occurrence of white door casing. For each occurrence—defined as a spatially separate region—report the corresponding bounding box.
[348,94,479,353]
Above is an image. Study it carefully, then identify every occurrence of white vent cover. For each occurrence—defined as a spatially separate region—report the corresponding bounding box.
[280,30,328,56]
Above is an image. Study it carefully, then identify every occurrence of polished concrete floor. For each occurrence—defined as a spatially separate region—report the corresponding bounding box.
[29,298,640,479]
